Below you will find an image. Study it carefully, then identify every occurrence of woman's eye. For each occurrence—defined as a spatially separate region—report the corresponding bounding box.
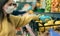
[8,3,13,6]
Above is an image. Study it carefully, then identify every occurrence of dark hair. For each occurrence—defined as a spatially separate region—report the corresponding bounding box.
[0,0,11,23]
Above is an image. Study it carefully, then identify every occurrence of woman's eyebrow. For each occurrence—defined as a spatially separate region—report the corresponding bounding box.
[8,3,14,5]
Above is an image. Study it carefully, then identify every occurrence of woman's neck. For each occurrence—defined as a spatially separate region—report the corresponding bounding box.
[4,12,7,17]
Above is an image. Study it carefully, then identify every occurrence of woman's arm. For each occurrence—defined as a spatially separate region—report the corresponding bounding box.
[18,14,39,27]
[10,14,39,27]
[0,30,8,36]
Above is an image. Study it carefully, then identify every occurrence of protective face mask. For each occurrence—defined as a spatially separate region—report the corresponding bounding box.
[5,6,15,14]
[14,8,17,10]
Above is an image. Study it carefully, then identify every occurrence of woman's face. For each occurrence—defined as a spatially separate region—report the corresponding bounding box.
[3,0,15,14]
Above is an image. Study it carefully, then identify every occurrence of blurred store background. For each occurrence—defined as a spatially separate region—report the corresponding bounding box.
[12,0,60,36]
[13,0,60,12]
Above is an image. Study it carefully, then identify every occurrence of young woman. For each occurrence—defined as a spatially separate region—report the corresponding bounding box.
[0,0,39,36]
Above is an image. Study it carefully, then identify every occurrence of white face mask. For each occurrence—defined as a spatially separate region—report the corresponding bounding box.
[5,6,14,14]
[14,8,17,10]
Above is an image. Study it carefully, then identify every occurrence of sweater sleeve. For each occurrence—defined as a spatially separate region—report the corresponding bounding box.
[10,14,39,28]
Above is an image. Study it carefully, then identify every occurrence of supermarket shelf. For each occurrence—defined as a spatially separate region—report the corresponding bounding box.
[39,24,60,27]
[39,24,60,32]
